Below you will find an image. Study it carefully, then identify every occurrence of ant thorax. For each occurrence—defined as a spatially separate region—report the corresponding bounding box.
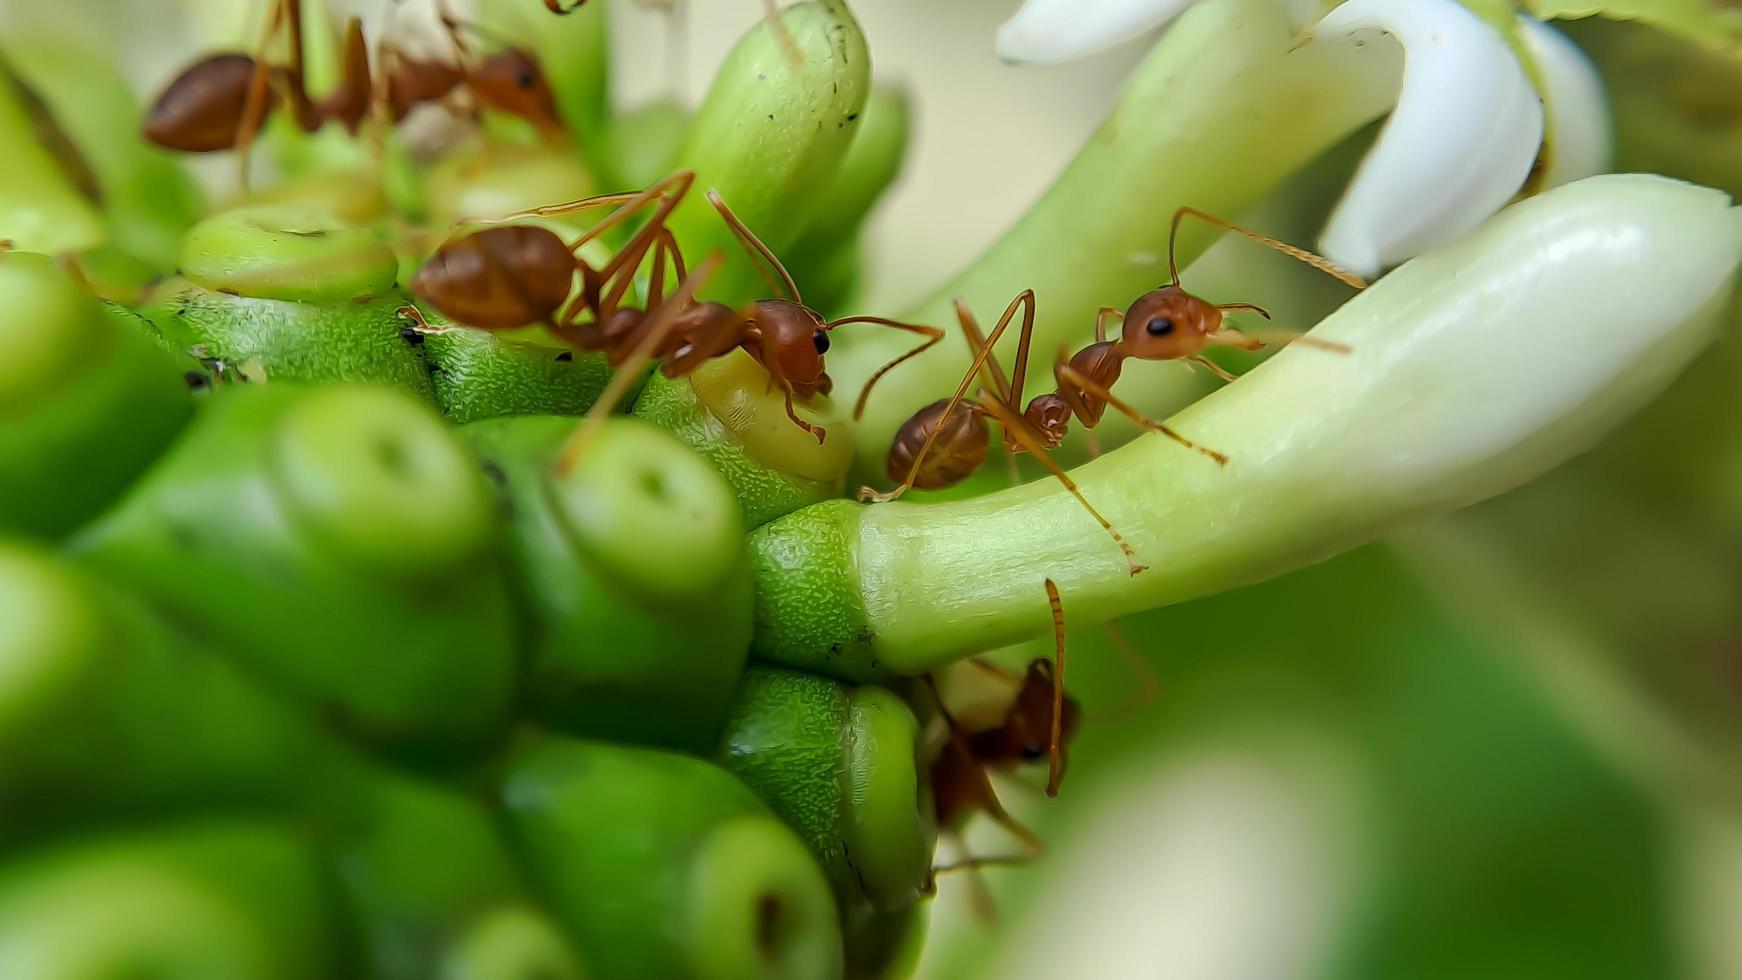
[1059,341,1124,427]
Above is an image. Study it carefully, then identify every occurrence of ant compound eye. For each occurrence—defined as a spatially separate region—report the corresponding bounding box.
[516,67,537,89]
[1145,316,1175,337]
[812,329,830,354]
[1020,741,1046,761]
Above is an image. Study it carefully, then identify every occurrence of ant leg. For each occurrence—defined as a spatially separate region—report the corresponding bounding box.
[823,316,945,420]
[1170,205,1367,290]
[1092,620,1164,725]
[1188,354,1241,383]
[782,386,826,444]
[1055,355,1228,466]
[235,0,291,191]
[554,252,723,473]
[978,396,1146,574]
[706,189,800,302]
[1043,578,1067,798]
[1213,326,1352,355]
[762,0,805,70]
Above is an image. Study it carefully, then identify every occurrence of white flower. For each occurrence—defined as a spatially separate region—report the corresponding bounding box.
[995,0,1613,278]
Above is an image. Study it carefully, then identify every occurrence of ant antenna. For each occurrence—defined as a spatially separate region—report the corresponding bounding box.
[1168,206,1367,291]
[707,189,800,302]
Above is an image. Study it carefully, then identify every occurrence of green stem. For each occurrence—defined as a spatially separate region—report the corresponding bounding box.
[827,0,1396,470]
[751,175,1742,678]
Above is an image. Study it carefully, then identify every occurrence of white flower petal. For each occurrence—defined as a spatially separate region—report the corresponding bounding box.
[1520,16,1614,189]
[1314,0,1545,278]
[994,0,1201,65]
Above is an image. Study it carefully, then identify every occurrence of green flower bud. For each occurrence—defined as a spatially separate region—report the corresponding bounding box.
[665,0,871,305]
[784,85,912,311]
[0,252,191,539]
[438,905,589,980]
[424,142,598,229]
[463,415,751,752]
[0,821,339,979]
[0,60,104,254]
[239,168,390,226]
[500,737,844,980]
[70,383,516,748]
[179,205,398,303]
[321,770,585,980]
[420,313,613,424]
[0,544,349,841]
[634,348,852,528]
[718,667,935,969]
[599,99,692,191]
[154,282,435,398]
[1,40,204,270]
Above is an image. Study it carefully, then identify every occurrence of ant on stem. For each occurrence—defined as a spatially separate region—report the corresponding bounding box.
[861,290,1148,574]
[410,173,943,443]
[864,207,1367,541]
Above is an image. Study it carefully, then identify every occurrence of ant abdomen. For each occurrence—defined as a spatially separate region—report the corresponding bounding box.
[410,224,578,330]
[887,399,988,489]
[143,53,267,152]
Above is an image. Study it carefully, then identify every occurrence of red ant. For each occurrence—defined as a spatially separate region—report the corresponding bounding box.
[143,0,561,166]
[923,583,1076,908]
[409,175,941,444]
[863,208,1365,565]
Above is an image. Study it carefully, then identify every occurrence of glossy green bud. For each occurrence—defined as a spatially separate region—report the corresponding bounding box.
[665,0,871,304]
[424,142,598,229]
[0,252,192,539]
[785,85,912,311]
[420,312,613,424]
[599,99,691,191]
[501,737,843,980]
[462,415,752,752]
[0,61,104,254]
[1,40,204,270]
[320,769,585,980]
[0,543,349,842]
[0,821,339,978]
[634,349,852,528]
[718,666,934,970]
[179,205,398,303]
[153,282,435,398]
[70,383,516,749]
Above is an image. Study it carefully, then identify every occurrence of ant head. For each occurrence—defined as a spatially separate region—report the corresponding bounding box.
[470,48,562,132]
[756,299,830,393]
[1119,285,1221,360]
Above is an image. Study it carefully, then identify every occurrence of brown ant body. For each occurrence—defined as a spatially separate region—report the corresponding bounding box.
[143,0,562,160]
[412,176,942,443]
[865,207,1366,569]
